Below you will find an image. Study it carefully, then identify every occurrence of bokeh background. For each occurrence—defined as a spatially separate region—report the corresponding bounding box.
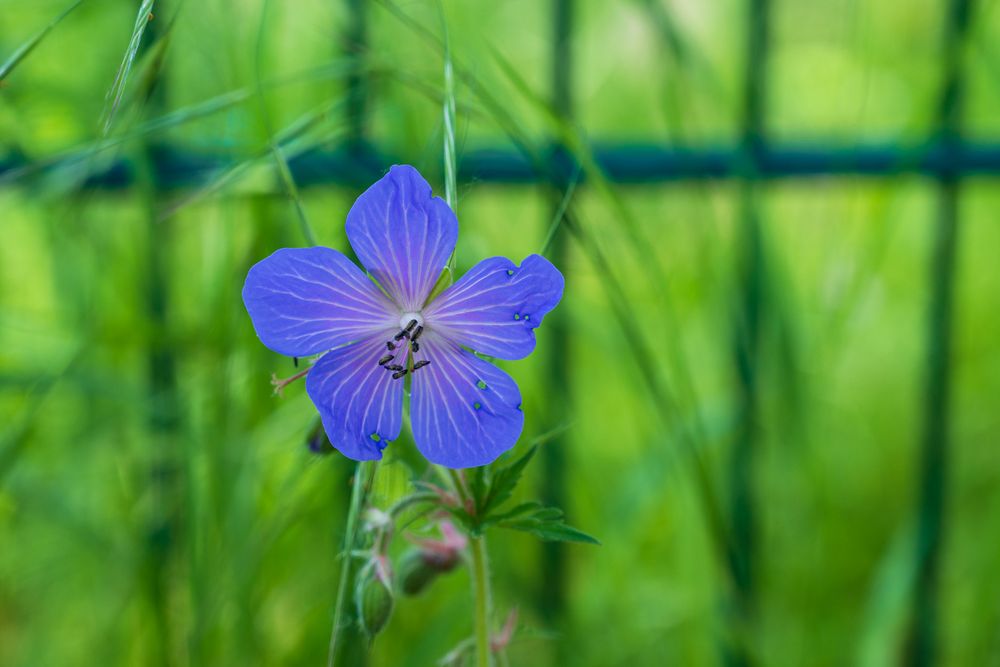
[2,0,1000,665]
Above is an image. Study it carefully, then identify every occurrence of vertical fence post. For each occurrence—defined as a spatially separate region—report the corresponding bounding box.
[123,4,181,665]
[538,0,574,636]
[324,4,372,666]
[727,0,770,664]
[908,1,971,665]
[344,0,368,155]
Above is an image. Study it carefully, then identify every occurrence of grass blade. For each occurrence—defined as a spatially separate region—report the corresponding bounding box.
[101,0,156,135]
[0,0,84,82]
[437,1,459,275]
[254,0,317,245]
[439,3,458,213]
[159,97,347,220]
[539,164,580,257]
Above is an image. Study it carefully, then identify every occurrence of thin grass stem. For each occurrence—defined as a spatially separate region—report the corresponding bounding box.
[909,0,971,663]
[102,0,156,135]
[438,0,459,275]
[0,0,84,82]
[255,0,318,246]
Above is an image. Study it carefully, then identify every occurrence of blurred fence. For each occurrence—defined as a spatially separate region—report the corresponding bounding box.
[0,0,985,665]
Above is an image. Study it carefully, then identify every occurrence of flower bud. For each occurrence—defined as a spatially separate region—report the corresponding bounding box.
[397,521,468,596]
[396,548,440,597]
[355,561,394,638]
[306,418,332,454]
[422,543,462,573]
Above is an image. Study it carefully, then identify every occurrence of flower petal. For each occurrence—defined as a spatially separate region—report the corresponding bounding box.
[306,335,404,461]
[346,165,458,311]
[243,247,397,357]
[410,332,524,468]
[423,254,564,360]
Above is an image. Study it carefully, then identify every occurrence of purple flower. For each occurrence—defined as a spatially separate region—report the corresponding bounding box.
[242,165,564,468]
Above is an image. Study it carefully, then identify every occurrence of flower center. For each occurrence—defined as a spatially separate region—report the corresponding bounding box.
[377,313,431,380]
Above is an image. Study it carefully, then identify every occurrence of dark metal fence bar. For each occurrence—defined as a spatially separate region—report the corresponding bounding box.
[133,3,181,665]
[4,141,1000,191]
[327,1,371,666]
[726,0,768,664]
[537,0,573,635]
[909,0,972,664]
[343,0,368,154]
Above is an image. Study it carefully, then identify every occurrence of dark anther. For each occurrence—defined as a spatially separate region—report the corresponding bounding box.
[413,360,430,370]
[392,319,418,342]
[411,325,424,342]
[387,364,404,372]
[411,341,420,353]
[392,369,408,379]
[293,357,299,368]
[386,341,396,351]
[378,354,393,366]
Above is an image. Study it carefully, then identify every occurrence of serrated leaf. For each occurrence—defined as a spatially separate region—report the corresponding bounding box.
[498,515,599,545]
[470,465,488,513]
[528,522,600,545]
[479,445,536,518]
[531,507,565,522]
[483,501,543,525]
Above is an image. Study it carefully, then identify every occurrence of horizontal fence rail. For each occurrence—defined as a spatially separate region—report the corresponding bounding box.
[3,141,1000,190]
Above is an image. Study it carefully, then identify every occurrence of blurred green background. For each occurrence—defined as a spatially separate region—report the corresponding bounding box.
[2,0,1000,665]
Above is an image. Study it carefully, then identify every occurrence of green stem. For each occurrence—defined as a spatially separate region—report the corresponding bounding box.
[440,466,493,666]
[327,460,373,667]
[470,534,493,667]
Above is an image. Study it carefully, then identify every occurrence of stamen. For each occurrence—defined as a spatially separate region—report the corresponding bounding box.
[404,319,418,333]
[411,341,420,353]
[413,360,430,370]
[411,325,424,342]
[387,364,404,372]
[392,369,408,379]
[386,341,396,351]
[377,354,393,366]
[393,330,409,341]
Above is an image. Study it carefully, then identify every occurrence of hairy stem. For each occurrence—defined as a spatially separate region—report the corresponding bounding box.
[442,466,494,666]
[327,460,373,667]
[470,534,493,667]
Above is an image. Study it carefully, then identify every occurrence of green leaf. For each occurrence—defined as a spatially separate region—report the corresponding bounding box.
[498,514,600,545]
[479,445,536,518]
[469,465,488,513]
[491,501,599,545]
[483,501,543,524]
[531,507,565,522]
